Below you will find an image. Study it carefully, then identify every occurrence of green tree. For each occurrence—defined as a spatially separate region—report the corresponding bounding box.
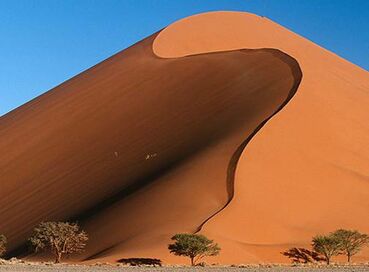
[0,234,6,257]
[29,222,88,263]
[312,234,341,265]
[332,229,369,263]
[168,233,220,266]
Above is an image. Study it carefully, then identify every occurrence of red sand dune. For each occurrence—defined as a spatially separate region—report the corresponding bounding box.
[0,11,368,264]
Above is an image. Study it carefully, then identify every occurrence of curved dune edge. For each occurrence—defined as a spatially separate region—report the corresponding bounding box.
[152,11,369,264]
[195,50,302,233]
[78,49,302,263]
[1,29,302,264]
[153,12,266,58]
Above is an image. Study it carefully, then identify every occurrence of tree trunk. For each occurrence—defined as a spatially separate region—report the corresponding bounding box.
[347,253,351,263]
[190,256,195,266]
[326,256,330,265]
[55,252,62,264]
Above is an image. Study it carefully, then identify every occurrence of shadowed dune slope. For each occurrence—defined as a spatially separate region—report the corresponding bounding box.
[0,26,302,263]
[154,11,369,263]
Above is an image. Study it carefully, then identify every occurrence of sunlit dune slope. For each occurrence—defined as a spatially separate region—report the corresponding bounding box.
[154,11,369,263]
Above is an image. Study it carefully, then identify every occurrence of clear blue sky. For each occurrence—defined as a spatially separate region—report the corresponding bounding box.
[0,0,368,116]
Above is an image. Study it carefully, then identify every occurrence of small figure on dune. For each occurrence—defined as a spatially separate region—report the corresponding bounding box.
[145,153,157,160]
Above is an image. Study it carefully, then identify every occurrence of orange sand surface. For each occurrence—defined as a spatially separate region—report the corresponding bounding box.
[154,11,369,264]
[0,11,368,264]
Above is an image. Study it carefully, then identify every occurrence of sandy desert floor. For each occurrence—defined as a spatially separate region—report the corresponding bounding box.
[1,265,369,272]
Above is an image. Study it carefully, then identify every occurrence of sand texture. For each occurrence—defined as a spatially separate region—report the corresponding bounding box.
[0,11,368,264]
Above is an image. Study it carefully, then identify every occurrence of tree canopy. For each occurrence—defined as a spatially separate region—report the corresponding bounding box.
[312,234,341,264]
[29,222,88,263]
[332,229,369,263]
[168,233,220,266]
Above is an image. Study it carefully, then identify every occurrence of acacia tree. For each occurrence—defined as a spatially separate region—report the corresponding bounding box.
[312,234,341,265]
[168,233,220,266]
[29,222,88,263]
[332,229,369,263]
[0,234,6,257]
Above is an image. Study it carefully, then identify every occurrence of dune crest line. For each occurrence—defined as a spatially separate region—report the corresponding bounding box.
[2,30,302,262]
[195,49,303,233]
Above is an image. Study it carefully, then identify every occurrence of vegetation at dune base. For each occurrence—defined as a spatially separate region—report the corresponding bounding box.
[29,221,88,263]
[331,229,369,263]
[312,234,342,265]
[168,233,220,266]
[3,223,369,266]
[283,229,369,265]
[0,234,6,257]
